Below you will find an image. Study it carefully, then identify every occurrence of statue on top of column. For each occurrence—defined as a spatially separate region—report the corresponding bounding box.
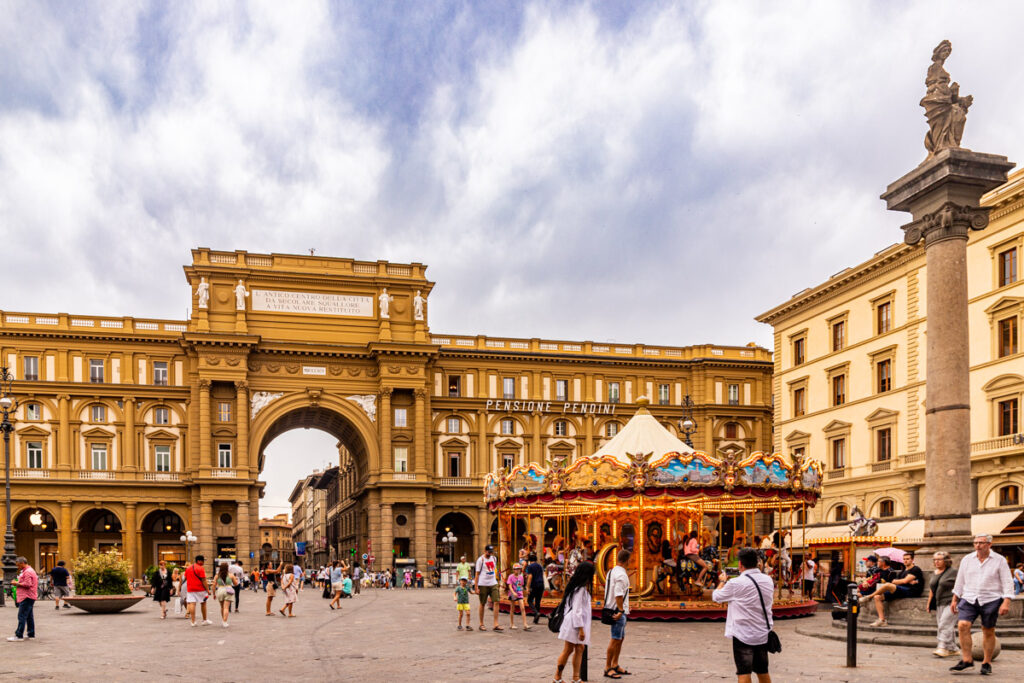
[921,40,973,156]
[378,288,393,319]
[234,279,249,310]
[413,290,426,321]
[196,277,210,309]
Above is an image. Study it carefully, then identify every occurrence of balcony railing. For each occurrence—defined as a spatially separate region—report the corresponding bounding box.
[78,471,115,480]
[392,472,416,481]
[971,434,1022,454]
[439,477,472,487]
[900,452,926,465]
[211,468,236,478]
[144,472,181,482]
[11,469,49,479]
[826,469,846,480]
[871,460,892,473]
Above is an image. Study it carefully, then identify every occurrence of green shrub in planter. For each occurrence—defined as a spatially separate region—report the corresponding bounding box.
[73,550,132,596]
[143,563,180,585]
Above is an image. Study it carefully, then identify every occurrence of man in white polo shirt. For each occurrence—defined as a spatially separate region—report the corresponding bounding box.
[713,548,774,683]
[948,534,1014,675]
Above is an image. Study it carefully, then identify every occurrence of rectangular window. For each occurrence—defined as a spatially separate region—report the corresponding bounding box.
[998,398,1019,436]
[154,407,170,425]
[447,417,460,433]
[502,453,515,471]
[154,445,171,472]
[793,337,805,366]
[555,379,569,402]
[831,438,845,470]
[554,420,567,436]
[25,404,41,421]
[27,442,43,469]
[832,321,845,352]
[89,359,105,383]
[725,423,738,439]
[502,378,515,399]
[91,444,108,470]
[877,359,892,393]
[876,302,892,335]
[606,422,619,437]
[394,446,408,473]
[23,356,39,381]
[153,361,168,386]
[91,405,106,422]
[793,387,806,417]
[217,443,232,468]
[447,452,461,477]
[393,408,407,428]
[727,384,739,405]
[998,317,1018,357]
[832,375,846,406]
[792,446,805,461]
[998,247,1018,287]
[217,402,232,422]
[876,428,892,462]
[658,384,670,405]
[608,382,620,404]
[500,418,514,435]
[448,375,461,397]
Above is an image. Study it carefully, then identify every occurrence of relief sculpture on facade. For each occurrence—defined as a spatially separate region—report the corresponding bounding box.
[346,394,377,422]
[250,391,284,419]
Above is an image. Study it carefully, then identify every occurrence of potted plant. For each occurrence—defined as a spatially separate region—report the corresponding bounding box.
[64,550,146,613]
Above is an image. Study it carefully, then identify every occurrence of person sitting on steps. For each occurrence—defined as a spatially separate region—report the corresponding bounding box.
[859,552,924,627]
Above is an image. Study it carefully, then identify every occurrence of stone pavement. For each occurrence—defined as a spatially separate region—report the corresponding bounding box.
[0,587,1019,681]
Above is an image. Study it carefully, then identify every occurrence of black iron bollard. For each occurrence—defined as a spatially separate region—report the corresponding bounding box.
[846,584,858,668]
[581,645,588,681]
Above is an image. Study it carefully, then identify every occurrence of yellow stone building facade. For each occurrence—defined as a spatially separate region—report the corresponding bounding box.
[757,169,1024,553]
[1,248,772,577]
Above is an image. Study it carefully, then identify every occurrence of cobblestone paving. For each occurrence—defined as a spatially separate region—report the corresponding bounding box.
[1,588,1019,681]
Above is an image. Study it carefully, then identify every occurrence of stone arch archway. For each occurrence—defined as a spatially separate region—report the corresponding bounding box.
[435,512,475,565]
[13,506,60,573]
[140,508,187,570]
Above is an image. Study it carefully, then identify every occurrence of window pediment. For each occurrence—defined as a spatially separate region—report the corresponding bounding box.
[547,439,574,451]
[982,374,1024,392]
[15,425,50,438]
[823,420,852,434]
[866,407,899,423]
[145,428,178,441]
[784,430,810,443]
[80,426,114,438]
[439,435,469,448]
[984,296,1023,316]
[494,438,521,450]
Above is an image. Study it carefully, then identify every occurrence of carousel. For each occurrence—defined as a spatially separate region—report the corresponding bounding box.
[483,398,822,620]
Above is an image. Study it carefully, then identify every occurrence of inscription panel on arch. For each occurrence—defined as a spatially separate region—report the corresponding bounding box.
[251,289,373,317]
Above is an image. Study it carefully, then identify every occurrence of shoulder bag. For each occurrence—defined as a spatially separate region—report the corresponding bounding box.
[600,571,618,626]
[547,594,567,633]
[746,574,781,653]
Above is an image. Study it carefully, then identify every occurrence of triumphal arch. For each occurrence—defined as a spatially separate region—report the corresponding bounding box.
[1,248,773,577]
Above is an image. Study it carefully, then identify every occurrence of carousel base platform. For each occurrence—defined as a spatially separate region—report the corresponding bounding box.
[497,596,818,621]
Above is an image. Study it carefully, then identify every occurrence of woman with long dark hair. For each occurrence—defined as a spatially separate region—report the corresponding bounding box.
[215,561,238,627]
[553,561,595,683]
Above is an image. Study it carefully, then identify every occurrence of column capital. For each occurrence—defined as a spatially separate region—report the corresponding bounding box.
[122,396,136,405]
[413,388,427,399]
[902,201,990,246]
[199,378,212,390]
[379,387,394,399]
[234,380,249,390]
[57,393,71,402]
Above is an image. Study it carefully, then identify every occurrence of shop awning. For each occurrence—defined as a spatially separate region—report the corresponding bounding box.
[972,510,1022,538]
[790,519,924,547]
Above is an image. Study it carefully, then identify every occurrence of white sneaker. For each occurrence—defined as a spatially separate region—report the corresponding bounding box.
[6,636,25,642]
[202,620,213,625]
[222,622,229,628]
[933,648,954,657]
[190,621,197,627]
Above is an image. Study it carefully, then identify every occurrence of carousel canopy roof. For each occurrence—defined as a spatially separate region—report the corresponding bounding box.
[590,399,694,466]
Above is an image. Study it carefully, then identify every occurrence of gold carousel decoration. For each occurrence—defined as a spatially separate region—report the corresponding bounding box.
[483,398,823,620]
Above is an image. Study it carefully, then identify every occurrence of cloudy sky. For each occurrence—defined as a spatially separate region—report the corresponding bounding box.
[3,1,1022,516]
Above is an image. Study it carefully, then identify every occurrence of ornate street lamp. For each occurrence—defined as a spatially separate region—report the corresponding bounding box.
[677,394,697,448]
[440,531,457,581]
[179,530,199,565]
[0,367,19,607]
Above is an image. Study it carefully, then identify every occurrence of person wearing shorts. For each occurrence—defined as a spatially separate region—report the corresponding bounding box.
[183,556,211,626]
[949,535,1014,676]
[712,548,774,683]
[474,545,502,631]
[49,561,72,610]
[453,577,472,630]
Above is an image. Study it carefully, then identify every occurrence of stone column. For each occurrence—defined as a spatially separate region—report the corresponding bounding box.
[124,503,138,578]
[414,503,428,565]
[57,394,72,472]
[122,397,136,472]
[200,501,214,561]
[531,410,542,465]
[59,502,73,560]
[235,381,249,474]
[379,388,393,475]
[414,389,426,473]
[380,503,393,568]
[476,506,492,557]
[882,147,1013,557]
[476,409,488,474]
[237,500,251,564]
[971,479,979,513]
[199,379,211,475]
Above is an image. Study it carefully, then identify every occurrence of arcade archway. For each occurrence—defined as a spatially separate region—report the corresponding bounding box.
[77,508,123,557]
[14,507,59,573]
[140,509,186,570]
[435,512,474,565]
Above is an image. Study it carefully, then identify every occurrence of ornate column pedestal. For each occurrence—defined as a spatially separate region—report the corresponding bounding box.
[883,147,1013,560]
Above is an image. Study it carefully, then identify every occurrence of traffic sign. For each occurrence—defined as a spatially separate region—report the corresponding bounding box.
[369,555,375,562]
[362,553,368,560]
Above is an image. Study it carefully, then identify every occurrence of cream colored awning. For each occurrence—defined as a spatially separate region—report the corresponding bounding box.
[586,401,694,466]
[972,510,1022,537]
[790,519,924,547]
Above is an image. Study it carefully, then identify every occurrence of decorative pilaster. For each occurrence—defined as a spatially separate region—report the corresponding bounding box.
[122,397,136,472]
[235,381,249,473]
[199,379,211,475]
[414,388,426,473]
[414,503,428,565]
[200,501,213,562]
[380,503,393,564]
[57,394,71,472]
[236,500,251,565]
[476,409,488,475]
[125,503,138,577]
[531,410,542,465]
[59,502,73,560]
[379,388,393,475]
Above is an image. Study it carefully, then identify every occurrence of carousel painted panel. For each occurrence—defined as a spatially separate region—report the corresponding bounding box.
[484,473,501,502]
[649,452,722,486]
[505,463,548,496]
[736,452,791,487]
[563,455,629,492]
[799,460,823,491]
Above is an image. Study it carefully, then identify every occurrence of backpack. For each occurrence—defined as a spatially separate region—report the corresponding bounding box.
[547,593,568,633]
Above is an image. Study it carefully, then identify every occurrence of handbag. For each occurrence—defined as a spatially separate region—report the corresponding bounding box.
[547,595,566,633]
[600,574,618,625]
[746,575,781,653]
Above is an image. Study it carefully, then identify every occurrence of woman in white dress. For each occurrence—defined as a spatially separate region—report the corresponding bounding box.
[554,561,595,683]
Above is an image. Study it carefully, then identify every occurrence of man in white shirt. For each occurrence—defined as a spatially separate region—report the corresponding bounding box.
[802,557,816,598]
[604,549,632,679]
[713,548,774,683]
[949,534,1014,675]
[228,561,245,612]
[473,545,502,631]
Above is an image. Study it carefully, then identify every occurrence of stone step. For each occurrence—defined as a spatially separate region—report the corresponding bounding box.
[828,619,1024,638]
[797,625,1024,650]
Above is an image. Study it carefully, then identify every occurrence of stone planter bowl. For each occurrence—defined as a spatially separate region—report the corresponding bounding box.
[64,595,146,614]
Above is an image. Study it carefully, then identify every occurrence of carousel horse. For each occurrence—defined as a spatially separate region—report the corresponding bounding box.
[848,506,878,537]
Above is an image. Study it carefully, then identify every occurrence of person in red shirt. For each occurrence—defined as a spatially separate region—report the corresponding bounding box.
[7,557,38,641]
[184,555,211,626]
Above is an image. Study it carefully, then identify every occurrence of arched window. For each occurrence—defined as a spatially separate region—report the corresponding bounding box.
[833,504,848,522]
[149,513,183,534]
[998,485,1020,507]
[877,499,895,518]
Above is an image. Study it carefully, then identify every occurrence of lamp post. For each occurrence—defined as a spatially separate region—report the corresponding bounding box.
[179,530,198,565]
[0,367,19,607]
[440,531,457,584]
[677,394,697,448]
